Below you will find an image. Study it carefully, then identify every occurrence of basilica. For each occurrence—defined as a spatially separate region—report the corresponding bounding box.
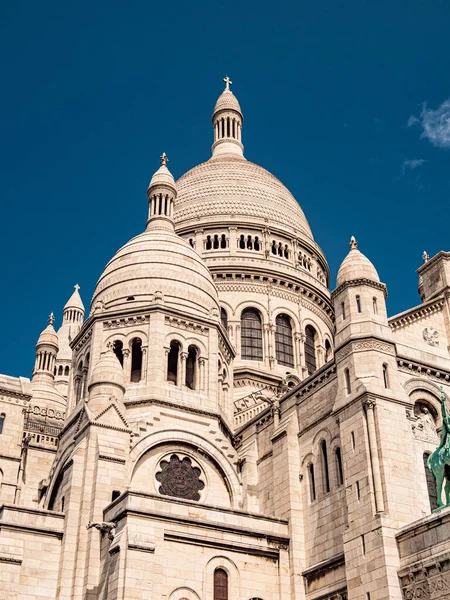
[1,79,450,600]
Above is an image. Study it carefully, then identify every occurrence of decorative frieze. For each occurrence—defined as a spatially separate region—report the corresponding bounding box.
[335,339,395,363]
[103,314,150,330]
[398,358,450,382]
[389,297,444,332]
[165,316,209,336]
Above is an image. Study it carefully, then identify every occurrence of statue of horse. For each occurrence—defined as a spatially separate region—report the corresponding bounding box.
[427,390,450,510]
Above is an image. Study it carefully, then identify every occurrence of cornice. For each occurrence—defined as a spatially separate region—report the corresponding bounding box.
[335,337,396,363]
[389,297,445,331]
[397,356,450,383]
[332,278,387,299]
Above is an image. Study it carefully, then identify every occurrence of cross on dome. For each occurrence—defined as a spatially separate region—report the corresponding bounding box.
[223,76,232,90]
[160,152,168,166]
[349,236,358,250]
[74,283,80,292]
[48,312,55,326]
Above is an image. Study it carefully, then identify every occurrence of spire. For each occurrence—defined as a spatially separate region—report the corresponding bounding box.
[32,314,59,382]
[63,284,85,327]
[336,236,380,287]
[350,236,358,250]
[212,76,244,158]
[146,154,177,231]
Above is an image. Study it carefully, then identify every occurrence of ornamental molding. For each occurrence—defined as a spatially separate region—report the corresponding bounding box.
[218,335,233,364]
[389,297,444,332]
[332,278,387,299]
[397,358,450,383]
[165,316,209,336]
[335,339,396,363]
[103,315,150,330]
[399,558,450,600]
[74,328,92,352]
[26,405,65,421]
[294,365,337,405]
[0,393,30,405]
[404,377,445,399]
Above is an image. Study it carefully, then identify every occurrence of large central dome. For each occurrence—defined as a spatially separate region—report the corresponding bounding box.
[175,154,313,238]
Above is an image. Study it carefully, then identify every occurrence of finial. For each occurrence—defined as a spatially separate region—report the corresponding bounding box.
[74,283,80,292]
[349,236,358,250]
[422,251,429,263]
[160,152,168,166]
[223,75,232,91]
[48,312,55,326]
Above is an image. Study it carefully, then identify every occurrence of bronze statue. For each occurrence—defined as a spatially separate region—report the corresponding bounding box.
[427,390,450,510]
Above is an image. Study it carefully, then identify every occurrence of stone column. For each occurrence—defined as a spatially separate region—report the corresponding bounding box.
[228,227,237,256]
[180,352,188,387]
[141,345,148,381]
[164,347,169,381]
[294,332,302,371]
[199,358,206,392]
[122,348,131,383]
[235,324,241,357]
[364,398,385,513]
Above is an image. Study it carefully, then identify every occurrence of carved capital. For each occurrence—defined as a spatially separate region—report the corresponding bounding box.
[363,398,376,411]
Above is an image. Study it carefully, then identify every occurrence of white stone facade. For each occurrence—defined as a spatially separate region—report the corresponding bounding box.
[1,81,450,599]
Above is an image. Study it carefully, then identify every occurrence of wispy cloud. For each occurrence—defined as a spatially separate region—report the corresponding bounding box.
[408,98,450,148]
[401,158,427,175]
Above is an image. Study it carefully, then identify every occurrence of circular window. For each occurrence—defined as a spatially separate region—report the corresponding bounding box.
[156,454,205,501]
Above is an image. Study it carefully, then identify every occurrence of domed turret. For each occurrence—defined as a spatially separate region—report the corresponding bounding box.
[87,346,126,413]
[336,236,380,287]
[32,313,59,383]
[91,156,220,318]
[212,76,244,158]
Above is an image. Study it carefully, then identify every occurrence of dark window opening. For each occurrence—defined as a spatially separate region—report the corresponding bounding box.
[325,339,332,362]
[247,235,252,249]
[341,301,346,320]
[239,235,246,249]
[254,236,260,251]
[64,365,70,376]
[189,238,195,248]
[275,314,294,367]
[221,308,228,330]
[131,338,143,382]
[167,341,180,385]
[356,295,362,313]
[336,447,344,486]
[0,413,5,434]
[271,240,277,255]
[304,325,317,375]
[241,308,263,361]
[345,368,351,395]
[220,234,227,249]
[213,234,219,249]
[186,346,197,390]
[321,440,330,493]
[308,463,316,501]
[111,490,121,502]
[206,235,212,250]
[382,364,389,389]
[214,568,228,600]
[113,341,124,366]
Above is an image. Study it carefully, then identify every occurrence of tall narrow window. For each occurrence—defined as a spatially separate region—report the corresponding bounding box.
[186,346,197,390]
[130,338,143,382]
[382,364,389,389]
[321,440,330,493]
[241,308,263,361]
[113,340,124,366]
[356,295,362,313]
[239,235,246,249]
[336,447,344,486]
[345,368,351,395]
[0,413,5,434]
[213,234,219,249]
[341,301,346,320]
[64,365,70,376]
[275,314,294,367]
[167,341,180,385]
[423,452,438,512]
[308,463,316,501]
[304,325,317,375]
[214,568,228,600]
[220,307,228,330]
[325,339,332,362]
[220,234,227,248]
[373,297,378,314]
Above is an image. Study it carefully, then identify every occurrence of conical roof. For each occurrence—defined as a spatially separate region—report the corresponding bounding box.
[64,284,85,312]
[148,153,176,190]
[37,314,59,348]
[336,237,380,287]
[213,88,242,116]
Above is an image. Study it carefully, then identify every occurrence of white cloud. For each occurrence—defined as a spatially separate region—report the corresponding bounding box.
[402,158,427,175]
[420,99,450,148]
[407,115,419,127]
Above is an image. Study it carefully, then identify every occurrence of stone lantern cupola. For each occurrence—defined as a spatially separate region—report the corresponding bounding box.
[146,153,177,230]
[32,313,59,384]
[212,76,244,158]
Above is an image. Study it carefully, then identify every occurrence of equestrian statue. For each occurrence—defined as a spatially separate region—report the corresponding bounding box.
[427,389,450,510]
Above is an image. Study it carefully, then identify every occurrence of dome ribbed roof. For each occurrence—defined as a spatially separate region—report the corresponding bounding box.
[175,155,313,238]
[89,350,126,392]
[91,228,219,317]
[213,89,242,115]
[336,239,380,287]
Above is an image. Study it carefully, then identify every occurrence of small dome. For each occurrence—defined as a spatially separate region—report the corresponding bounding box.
[213,89,242,116]
[37,316,59,348]
[88,350,126,392]
[336,237,380,287]
[64,284,85,312]
[91,229,219,317]
[148,157,176,191]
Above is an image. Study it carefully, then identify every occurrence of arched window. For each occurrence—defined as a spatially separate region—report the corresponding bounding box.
[423,452,438,512]
[345,368,351,395]
[373,297,378,314]
[325,339,332,362]
[64,365,70,376]
[75,361,83,403]
[382,364,389,389]
[214,568,228,600]
[186,345,197,390]
[335,447,344,486]
[271,240,277,254]
[304,325,317,375]
[275,314,294,367]
[220,308,228,330]
[254,236,260,251]
[356,295,362,313]
[0,413,5,434]
[220,234,227,249]
[213,234,219,249]
[308,463,316,501]
[131,338,143,382]
[341,301,346,320]
[321,440,330,493]
[239,235,246,249]
[205,235,212,250]
[241,309,263,361]
[113,340,124,366]
[58,365,63,376]
[167,341,180,385]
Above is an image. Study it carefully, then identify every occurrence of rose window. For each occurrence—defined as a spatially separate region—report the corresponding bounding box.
[156,454,205,501]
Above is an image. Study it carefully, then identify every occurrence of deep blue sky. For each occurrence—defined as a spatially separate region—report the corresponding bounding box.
[1,0,449,377]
